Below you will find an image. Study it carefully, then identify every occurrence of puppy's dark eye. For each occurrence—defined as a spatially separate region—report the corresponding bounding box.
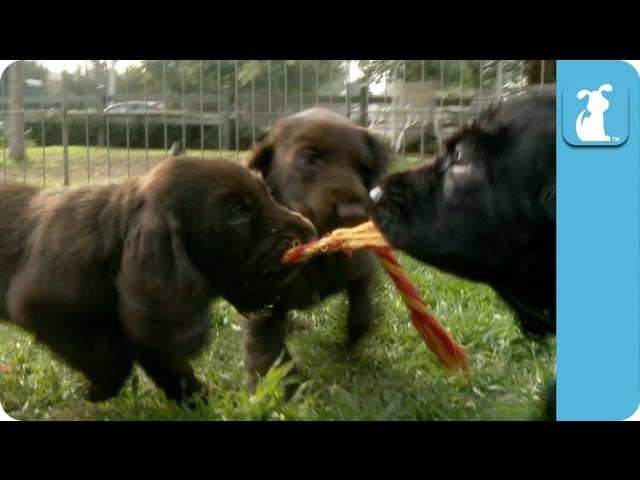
[450,145,470,166]
[227,198,252,226]
[298,148,323,171]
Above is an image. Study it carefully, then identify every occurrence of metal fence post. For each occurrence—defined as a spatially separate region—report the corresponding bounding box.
[221,85,231,151]
[61,70,69,186]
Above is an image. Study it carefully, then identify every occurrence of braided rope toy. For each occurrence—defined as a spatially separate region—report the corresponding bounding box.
[281,221,469,373]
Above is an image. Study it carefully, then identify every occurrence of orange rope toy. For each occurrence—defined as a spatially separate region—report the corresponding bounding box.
[281,221,469,373]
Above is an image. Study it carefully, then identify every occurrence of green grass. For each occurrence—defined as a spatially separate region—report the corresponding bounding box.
[1,146,247,187]
[0,148,555,421]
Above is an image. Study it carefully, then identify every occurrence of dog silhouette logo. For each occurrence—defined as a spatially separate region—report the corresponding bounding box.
[575,84,613,141]
[563,79,628,147]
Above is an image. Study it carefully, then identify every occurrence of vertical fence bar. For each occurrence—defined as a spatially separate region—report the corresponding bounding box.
[22,107,26,183]
[478,60,483,111]
[420,60,425,156]
[217,60,222,156]
[345,60,351,118]
[234,60,240,159]
[181,60,186,155]
[314,60,319,106]
[2,65,5,181]
[105,62,111,181]
[125,66,130,179]
[61,68,69,186]
[496,60,503,100]
[162,60,168,153]
[42,64,49,186]
[268,60,272,128]
[83,61,90,184]
[458,60,464,128]
[299,60,304,111]
[200,60,205,157]
[0,72,4,181]
[520,60,525,94]
[400,60,407,158]
[283,60,288,115]
[393,63,399,155]
[144,60,149,172]
[251,60,256,144]
[439,60,444,152]
[540,60,546,94]
[329,61,334,109]
[383,65,389,138]
[439,60,444,109]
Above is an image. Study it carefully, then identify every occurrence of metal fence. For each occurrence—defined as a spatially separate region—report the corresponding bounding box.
[0,60,556,187]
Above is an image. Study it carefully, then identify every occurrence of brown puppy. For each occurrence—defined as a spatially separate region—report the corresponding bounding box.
[0,156,316,404]
[242,107,390,393]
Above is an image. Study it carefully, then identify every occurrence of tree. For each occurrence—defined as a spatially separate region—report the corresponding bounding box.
[1,61,48,96]
[358,60,478,87]
[357,60,526,91]
[77,60,347,97]
[8,62,25,161]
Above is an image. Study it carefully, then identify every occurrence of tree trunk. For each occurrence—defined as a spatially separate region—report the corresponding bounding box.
[9,61,25,161]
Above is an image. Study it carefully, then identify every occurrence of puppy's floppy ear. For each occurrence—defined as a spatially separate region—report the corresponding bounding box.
[244,138,274,178]
[365,131,391,182]
[117,205,209,347]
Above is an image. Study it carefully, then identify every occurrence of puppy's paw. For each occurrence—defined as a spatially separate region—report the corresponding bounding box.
[346,322,371,350]
[180,390,209,410]
[246,364,303,402]
[176,378,209,410]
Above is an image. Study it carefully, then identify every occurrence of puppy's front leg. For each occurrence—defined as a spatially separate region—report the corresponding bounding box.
[241,306,298,398]
[134,348,206,405]
[346,276,374,348]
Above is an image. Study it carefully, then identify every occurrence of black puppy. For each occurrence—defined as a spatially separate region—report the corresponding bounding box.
[372,95,556,415]
[1,157,316,404]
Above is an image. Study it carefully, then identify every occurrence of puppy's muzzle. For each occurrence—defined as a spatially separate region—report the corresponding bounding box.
[336,203,368,225]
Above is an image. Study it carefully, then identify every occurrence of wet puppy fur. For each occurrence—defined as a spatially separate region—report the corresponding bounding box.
[242,108,390,393]
[372,95,556,418]
[0,156,316,404]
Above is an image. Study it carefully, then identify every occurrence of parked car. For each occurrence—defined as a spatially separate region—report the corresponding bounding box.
[104,101,165,113]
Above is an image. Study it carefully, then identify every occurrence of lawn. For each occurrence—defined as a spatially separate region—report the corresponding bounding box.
[0,148,555,421]
[1,145,249,187]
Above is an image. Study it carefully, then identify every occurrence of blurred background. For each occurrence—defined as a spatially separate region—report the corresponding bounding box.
[0,60,556,187]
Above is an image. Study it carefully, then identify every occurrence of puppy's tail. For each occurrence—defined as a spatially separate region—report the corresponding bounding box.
[575,110,587,141]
